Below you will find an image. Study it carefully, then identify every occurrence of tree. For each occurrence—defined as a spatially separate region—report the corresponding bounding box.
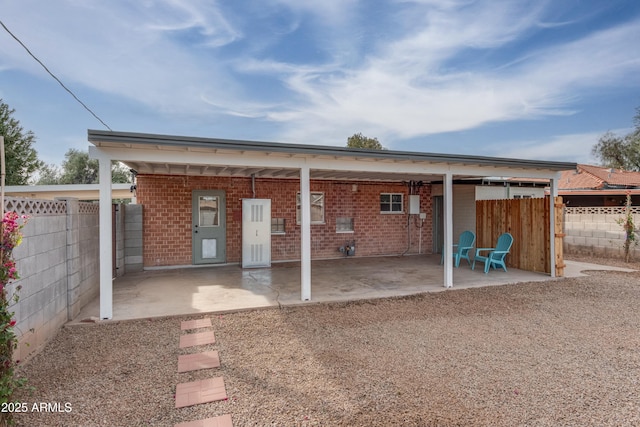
[592,107,640,171]
[347,133,385,150]
[0,99,44,185]
[36,164,62,185]
[59,149,98,184]
[36,149,131,184]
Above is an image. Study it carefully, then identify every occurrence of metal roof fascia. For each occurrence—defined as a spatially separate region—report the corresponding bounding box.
[88,129,577,172]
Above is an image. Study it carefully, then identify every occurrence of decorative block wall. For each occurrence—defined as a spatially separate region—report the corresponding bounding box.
[136,175,433,267]
[4,198,99,361]
[564,206,640,259]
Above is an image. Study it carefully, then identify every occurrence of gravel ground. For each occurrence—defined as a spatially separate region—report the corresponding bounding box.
[12,255,640,427]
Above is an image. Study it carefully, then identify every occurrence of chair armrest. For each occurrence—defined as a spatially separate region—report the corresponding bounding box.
[490,250,509,257]
[475,247,495,256]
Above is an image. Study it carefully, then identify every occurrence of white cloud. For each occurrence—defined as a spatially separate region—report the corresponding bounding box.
[1,0,639,157]
[266,1,640,145]
[0,1,243,116]
[494,129,632,164]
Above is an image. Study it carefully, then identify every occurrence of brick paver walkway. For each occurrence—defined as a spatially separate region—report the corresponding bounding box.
[175,414,233,427]
[179,330,216,348]
[178,350,221,373]
[175,377,228,408]
[181,318,213,330]
[176,318,232,426]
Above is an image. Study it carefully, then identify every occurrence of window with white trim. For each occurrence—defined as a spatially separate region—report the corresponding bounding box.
[380,193,403,213]
[336,217,354,233]
[271,218,286,234]
[296,192,325,224]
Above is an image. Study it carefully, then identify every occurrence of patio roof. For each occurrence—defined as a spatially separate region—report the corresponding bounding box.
[88,130,576,182]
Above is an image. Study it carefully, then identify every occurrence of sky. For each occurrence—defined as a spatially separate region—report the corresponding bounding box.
[1,0,639,168]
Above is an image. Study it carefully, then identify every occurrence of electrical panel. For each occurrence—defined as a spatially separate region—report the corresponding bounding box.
[409,195,420,215]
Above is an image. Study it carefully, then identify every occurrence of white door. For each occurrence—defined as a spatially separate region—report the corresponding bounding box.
[242,199,271,268]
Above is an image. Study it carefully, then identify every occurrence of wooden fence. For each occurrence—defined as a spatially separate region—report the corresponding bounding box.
[476,196,564,276]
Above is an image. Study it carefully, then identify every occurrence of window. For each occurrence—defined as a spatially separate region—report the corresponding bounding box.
[198,196,219,226]
[271,218,286,234]
[296,192,325,224]
[380,193,403,213]
[336,217,354,233]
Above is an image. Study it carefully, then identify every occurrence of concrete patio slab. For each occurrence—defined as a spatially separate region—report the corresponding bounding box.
[71,255,637,323]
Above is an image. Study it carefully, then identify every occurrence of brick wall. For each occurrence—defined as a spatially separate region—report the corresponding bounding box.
[137,175,433,266]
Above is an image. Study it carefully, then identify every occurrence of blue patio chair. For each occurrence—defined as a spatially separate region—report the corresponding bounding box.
[472,232,514,274]
[440,230,476,268]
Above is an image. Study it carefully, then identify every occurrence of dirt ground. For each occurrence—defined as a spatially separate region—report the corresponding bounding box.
[11,255,640,427]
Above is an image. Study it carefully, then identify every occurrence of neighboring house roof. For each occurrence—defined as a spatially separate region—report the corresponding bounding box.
[559,164,640,191]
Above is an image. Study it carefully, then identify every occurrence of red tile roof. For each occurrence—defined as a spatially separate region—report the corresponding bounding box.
[559,164,640,190]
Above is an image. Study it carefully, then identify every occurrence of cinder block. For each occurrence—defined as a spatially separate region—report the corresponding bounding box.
[125,237,143,248]
[566,222,584,230]
[125,246,143,256]
[585,237,599,247]
[571,236,587,246]
[605,231,624,240]
[125,255,143,265]
[592,214,607,223]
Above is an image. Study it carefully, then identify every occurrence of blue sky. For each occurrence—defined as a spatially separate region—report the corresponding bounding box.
[1,0,639,167]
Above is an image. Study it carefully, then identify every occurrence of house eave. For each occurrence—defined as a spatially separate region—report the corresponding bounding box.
[88,129,577,173]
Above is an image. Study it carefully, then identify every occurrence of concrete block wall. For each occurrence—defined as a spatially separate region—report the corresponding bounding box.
[76,203,100,311]
[3,197,101,361]
[124,203,144,272]
[10,211,68,362]
[564,209,640,259]
[136,175,433,267]
[114,204,125,277]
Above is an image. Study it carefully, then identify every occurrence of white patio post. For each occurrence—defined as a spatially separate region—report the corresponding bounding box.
[90,147,113,319]
[300,165,312,300]
[549,175,559,278]
[443,172,454,288]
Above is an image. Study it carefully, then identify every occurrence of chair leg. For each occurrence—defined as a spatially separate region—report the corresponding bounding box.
[484,258,490,274]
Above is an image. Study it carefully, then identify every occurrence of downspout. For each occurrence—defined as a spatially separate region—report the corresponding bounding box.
[251,173,256,198]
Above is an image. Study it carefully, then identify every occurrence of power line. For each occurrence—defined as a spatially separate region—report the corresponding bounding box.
[0,19,112,131]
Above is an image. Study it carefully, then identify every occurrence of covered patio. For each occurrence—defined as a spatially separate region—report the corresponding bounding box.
[88,130,577,320]
[71,256,624,322]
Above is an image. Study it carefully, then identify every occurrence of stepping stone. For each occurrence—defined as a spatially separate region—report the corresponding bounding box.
[181,318,212,330]
[178,351,221,373]
[175,377,227,408]
[174,413,233,427]
[180,331,216,348]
